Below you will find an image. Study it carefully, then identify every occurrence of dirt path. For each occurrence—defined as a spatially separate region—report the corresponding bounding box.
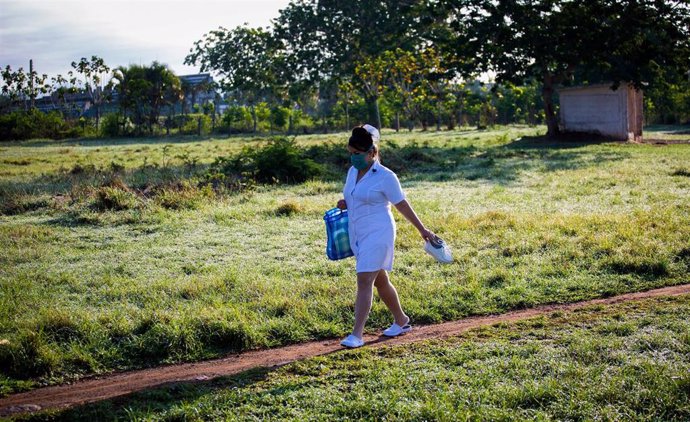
[2,284,689,418]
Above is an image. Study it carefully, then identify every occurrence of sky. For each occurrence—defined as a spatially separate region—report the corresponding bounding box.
[0,0,291,79]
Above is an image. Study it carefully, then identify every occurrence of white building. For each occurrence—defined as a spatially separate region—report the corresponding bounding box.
[558,84,643,141]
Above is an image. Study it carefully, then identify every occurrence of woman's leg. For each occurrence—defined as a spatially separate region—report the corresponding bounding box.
[352,271,379,339]
[374,270,409,326]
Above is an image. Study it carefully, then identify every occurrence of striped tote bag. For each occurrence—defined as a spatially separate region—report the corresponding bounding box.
[323,208,354,260]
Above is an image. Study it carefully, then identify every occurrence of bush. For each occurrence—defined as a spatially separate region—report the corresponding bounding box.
[270,106,291,131]
[152,181,213,210]
[99,113,128,137]
[179,114,211,135]
[0,109,85,141]
[208,137,323,184]
[275,200,303,216]
[220,105,254,133]
[247,138,323,183]
[93,186,140,211]
[290,109,316,134]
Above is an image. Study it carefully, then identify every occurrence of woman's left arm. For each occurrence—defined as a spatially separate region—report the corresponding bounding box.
[394,199,435,241]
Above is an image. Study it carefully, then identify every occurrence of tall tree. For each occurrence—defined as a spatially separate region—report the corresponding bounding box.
[185,25,281,132]
[111,62,180,134]
[272,0,434,128]
[448,0,690,137]
[71,56,111,129]
[1,65,49,112]
[353,54,388,130]
[384,49,424,131]
[49,72,79,114]
[1,66,29,111]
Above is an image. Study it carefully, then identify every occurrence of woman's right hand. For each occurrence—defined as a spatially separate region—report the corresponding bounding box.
[337,199,347,210]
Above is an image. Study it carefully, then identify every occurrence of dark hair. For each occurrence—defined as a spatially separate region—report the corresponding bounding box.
[348,126,373,152]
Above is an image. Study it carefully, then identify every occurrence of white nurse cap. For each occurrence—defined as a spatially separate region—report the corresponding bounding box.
[362,124,380,143]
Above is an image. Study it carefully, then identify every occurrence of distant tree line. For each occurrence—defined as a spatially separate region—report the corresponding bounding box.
[1,0,689,141]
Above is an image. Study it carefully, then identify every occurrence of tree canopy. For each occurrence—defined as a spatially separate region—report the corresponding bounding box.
[111,62,181,134]
[449,0,690,136]
[3,0,690,138]
[182,0,690,135]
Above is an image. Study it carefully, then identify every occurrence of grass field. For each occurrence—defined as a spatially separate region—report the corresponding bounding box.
[1,125,689,398]
[22,295,690,421]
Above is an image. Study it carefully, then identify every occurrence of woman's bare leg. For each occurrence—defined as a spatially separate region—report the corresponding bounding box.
[352,271,379,339]
[374,270,409,326]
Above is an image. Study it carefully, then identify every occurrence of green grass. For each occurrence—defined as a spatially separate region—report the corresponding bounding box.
[644,124,690,142]
[23,295,690,421]
[1,125,689,396]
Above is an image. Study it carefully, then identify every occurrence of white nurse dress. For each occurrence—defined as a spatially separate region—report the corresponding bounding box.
[343,160,406,273]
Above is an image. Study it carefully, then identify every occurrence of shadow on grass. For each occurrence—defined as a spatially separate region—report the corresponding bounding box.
[643,124,690,134]
[505,133,626,149]
[394,135,629,185]
[3,133,271,149]
[17,367,273,422]
[18,335,401,421]
[2,133,632,219]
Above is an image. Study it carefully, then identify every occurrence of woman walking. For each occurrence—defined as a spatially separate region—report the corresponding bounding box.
[338,124,436,348]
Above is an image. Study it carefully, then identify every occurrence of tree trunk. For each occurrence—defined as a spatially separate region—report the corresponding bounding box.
[436,101,442,131]
[365,96,381,129]
[542,73,559,138]
[251,105,257,133]
[29,59,35,110]
[395,112,400,132]
[345,102,350,130]
[457,93,464,128]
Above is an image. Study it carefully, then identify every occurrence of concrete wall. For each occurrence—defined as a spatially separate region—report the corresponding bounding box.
[559,84,643,141]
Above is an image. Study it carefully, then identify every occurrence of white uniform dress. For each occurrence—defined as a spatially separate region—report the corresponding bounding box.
[344,160,406,273]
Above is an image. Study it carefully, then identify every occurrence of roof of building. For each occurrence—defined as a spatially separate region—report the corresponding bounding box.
[179,73,214,86]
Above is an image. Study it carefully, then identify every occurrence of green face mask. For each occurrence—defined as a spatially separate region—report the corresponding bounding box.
[350,152,369,170]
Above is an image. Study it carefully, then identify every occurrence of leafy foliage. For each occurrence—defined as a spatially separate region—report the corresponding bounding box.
[448,0,690,136]
[210,137,323,184]
[111,62,182,135]
[0,108,87,141]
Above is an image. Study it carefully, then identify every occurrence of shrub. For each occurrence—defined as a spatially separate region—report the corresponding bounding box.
[0,331,61,378]
[92,178,139,211]
[290,109,316,134]
[153,181,213,210]
[269,106,291,131]
[220,105,254,133]
[100,113,125,137]
[275,200,303,216]
[179,114,211,135]
[249,137,323,183]
[0,109,85,141]
[0,193,50,215]
[210,137,323,184]
[93,186,139,211]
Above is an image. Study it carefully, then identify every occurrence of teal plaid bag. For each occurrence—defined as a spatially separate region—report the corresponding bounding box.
[323,208,354,260]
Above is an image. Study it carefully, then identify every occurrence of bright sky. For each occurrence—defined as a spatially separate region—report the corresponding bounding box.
[0,0,291,79]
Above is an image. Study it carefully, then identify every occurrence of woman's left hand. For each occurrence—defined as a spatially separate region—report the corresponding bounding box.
[419,228,436,242]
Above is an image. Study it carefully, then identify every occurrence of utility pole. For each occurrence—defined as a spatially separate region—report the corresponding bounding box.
[29,59,35,109]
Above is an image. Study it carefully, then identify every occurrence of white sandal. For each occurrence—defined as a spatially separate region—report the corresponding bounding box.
[382,322,412,337]
[340,334,364,348]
